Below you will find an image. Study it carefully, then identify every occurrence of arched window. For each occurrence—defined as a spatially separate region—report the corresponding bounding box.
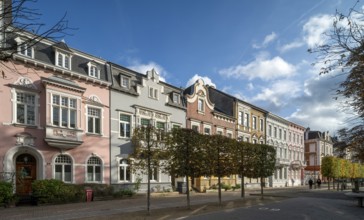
[119,159,130,182]
[55,155,72,183]
[87,156,102,182]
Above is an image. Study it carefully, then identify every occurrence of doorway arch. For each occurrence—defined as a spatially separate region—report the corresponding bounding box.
[16,153,37,195]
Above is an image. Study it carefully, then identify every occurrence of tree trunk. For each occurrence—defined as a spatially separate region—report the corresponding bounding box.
[241,174,245,198]
[218,175,222,206]
[186,175,190,209]
[260,177,264,200]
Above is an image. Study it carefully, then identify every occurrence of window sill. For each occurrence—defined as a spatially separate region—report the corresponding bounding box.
[12,123,38,129]
[197,110,205,115]
[118,181,132,183]
[118,137,131,140]
[86,133,103,137]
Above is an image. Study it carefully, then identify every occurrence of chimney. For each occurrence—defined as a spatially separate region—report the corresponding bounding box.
[2,0,12,26]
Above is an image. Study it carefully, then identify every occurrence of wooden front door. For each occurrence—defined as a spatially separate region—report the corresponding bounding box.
[16,154,36,195]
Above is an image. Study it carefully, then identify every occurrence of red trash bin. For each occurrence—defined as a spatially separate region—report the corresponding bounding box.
[85,189,93,202]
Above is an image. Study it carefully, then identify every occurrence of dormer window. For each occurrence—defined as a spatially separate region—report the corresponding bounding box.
[173,93,180,104]
[14,37,33,58]
[56,52,71,69]
[87,62,100,78]
[121,76,130,89]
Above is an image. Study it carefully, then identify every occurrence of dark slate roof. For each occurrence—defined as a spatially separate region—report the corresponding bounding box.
[183,84,194,96]
[207,86,234,117]
[10,31,111,84]
[52,41,72,53]
[307,131,332,142]
[109,62,143,96]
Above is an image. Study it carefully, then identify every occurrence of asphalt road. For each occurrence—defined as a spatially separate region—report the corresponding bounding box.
[0,186,363,220]
[182,190,364,220]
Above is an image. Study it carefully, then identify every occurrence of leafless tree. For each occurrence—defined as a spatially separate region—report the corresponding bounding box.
[0,0,73,61]
[309,0,364,162]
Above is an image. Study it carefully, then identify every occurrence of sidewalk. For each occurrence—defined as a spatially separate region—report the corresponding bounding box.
[0,186,324,220]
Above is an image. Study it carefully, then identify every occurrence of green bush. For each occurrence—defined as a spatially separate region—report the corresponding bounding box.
[113,188,135,198]
[0,181,13,204]
[32,179,84,204]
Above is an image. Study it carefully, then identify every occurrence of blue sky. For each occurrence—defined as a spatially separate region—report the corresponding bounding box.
[35,0,360,134]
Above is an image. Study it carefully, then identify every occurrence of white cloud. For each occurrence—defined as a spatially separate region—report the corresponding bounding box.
[127,61,167,82]
[252,80,301,107]
[186,74,216,88]
[286,73,350,132]
[253,32,277,49]
[279,41,304,53]
[219,55,296,81]
[303,14,332,48]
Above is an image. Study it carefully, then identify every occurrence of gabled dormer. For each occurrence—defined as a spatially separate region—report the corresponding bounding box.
[53,41,73,70]
[87,60,101,79]
[14,36,34,58]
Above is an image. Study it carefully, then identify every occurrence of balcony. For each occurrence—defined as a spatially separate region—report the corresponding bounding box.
[275,158,290,167]
[44,126,83,150]
[290,160,306,170]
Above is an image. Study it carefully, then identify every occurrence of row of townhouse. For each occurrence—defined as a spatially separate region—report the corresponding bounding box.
[0,29,328,196]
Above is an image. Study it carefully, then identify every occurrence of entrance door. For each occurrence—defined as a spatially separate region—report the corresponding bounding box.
[16,154,36,195]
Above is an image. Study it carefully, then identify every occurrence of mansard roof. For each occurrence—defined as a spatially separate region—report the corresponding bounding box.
[109,62,186,109]
[52,41,72,53]
[9,30,111,85]
[207,86,234,117]
[307,130,333,143]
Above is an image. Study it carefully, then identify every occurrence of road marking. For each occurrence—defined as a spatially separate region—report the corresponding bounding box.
[259,207,269,210]
[270,208,280,211]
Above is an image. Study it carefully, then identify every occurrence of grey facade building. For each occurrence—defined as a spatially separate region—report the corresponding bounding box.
[109,63,186,192]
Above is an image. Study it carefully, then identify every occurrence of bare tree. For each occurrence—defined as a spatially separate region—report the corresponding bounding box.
[0,0,72,61]
[309,1,364,162]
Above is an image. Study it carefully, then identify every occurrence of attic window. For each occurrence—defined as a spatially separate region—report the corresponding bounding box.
[56,51,71,69]
[14,37,34,58]
[87,62,100,79]
[173,93,180,104]
[121,76,130,89]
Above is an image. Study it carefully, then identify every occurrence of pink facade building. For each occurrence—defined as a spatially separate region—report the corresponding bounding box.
[0,35,111,195]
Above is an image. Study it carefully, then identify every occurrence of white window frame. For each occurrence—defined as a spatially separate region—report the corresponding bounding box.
[191,121,200,133]
[56,51,71,69]
[226,131,233,138]
[244,113,249,127]
[204,125,211,135]
[121,76,130,89]
[238,111,243,125]
[149,87,159,99]
[13,90,38,126]
[54,154,73,183]
[87,106,102,135]
[86,156,102,183]
[260,119,264,132]
[14,37,34,58]
[51,94,78,128]
[216,127,223,135]
[149,162,159,182]
[198,98,204,112]
[173,93,180,104]
[119,113,132,138]
[88,64,100,78]
[119,159,131,182]
[252,116,257,130]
